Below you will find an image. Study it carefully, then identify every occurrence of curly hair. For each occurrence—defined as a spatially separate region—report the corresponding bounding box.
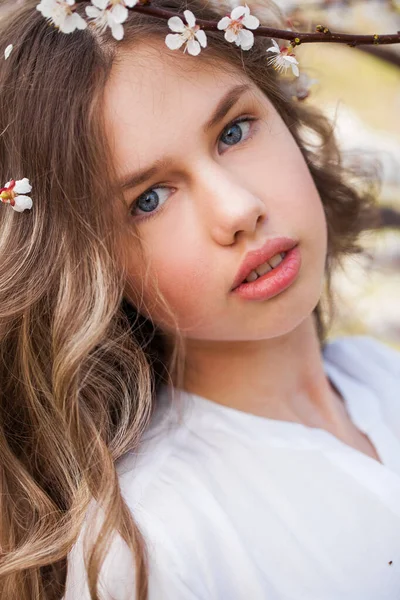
[0,0,381,598]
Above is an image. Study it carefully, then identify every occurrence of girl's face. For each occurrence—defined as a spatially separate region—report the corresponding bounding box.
[104,43,327,341]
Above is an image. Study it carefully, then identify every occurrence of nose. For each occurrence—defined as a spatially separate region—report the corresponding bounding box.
[193,161,268,245]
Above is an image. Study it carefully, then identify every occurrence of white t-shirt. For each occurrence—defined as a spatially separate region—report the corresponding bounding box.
[65,335,400,600]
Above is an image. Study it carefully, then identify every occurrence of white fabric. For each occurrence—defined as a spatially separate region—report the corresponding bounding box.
[65,335,400,599]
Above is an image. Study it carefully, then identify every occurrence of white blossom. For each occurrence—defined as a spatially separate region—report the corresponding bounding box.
[292,72,319,100]
[4,44,13,60]
[165,9,207,56]
[0,178,33,212]
[86,0,137,40]
[266,39,299,77]
[217,4,260,51]
[36,0,87,34]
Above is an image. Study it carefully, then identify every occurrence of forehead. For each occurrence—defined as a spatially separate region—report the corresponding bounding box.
[102,43,263,179]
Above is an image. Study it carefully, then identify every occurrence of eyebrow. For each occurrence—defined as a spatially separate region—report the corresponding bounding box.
[119,83,252,191]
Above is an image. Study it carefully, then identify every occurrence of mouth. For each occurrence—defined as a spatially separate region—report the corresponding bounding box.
[231,244,301,301]
[234,251,288,288]
[231,237,298,292]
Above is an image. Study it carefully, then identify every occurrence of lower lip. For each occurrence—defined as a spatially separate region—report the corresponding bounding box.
[231,245,301,301]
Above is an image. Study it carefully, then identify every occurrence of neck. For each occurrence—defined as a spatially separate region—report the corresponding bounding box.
[181,315,350,435]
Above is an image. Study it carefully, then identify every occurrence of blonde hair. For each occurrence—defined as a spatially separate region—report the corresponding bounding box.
[0,0,381,598]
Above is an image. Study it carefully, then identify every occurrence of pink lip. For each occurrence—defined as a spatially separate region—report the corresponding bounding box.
[231,245,301,301]
[231,236,298,291]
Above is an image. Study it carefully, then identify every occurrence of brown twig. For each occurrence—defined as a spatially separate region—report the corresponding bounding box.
[354,45,400,68]
[378,207,400,230]
[74,0,400,47]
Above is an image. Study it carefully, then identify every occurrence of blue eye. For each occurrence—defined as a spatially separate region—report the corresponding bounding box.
[218,116,256,150]
[130,115,258,221]
[130,186,171,220]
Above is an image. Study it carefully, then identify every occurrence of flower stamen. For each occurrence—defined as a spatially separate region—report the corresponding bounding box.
[0,178,33,212]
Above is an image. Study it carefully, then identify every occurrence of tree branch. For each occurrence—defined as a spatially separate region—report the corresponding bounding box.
[74,1,400,47]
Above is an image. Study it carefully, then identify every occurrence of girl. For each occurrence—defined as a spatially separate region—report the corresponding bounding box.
[0,0,399,599]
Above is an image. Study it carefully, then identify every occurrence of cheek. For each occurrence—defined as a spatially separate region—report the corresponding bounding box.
[126,244,215,332]
[276,140,327,231]
[271,138,315,197]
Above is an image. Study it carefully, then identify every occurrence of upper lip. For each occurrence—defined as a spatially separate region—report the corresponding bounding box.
[231,236,298,291]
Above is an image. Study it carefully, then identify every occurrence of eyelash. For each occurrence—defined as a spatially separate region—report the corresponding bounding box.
[130,115,259,222]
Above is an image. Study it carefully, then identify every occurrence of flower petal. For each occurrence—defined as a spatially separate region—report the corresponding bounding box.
[167,16,185,33]
[61,13,87,33]
[14,178,32,194]
[76,13,88,30]
[187,38,201,56]
[237,28,254,50]
[224,28,237,43]
[91,0,108,8]
[217,16,231,30]
[85,5,101,18]
[12,195,33,212]
[111,4,128,24]
[110,21,124,40]
[231,5,246,20]
[125,0,138,6]
[242,14,259,29]
[183,10,196,28]
[291,63,300,77]
[36,1,54,19]
[60,17,76,34]
[271,39,280,51]
[195,29,207,48]
[165,33,185,50]
[4,44,13,60]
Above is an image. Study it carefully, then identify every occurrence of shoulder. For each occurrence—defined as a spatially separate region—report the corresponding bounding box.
[65,460,209,600]
[323,334,400,380]
[323,334,400,437]
[65,398,212,600]
[64,500,137,600]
